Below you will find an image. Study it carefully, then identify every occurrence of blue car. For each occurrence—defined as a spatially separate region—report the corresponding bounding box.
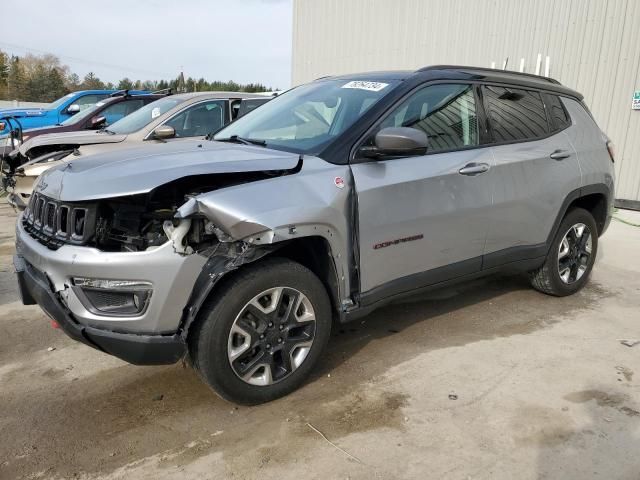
[0,90,148,137]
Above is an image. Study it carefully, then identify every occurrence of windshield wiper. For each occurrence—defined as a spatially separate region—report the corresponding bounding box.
[98,127,116,135]
[215,135,266,147]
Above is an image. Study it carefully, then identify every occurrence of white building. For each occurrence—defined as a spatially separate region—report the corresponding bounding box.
[292,0,640,207]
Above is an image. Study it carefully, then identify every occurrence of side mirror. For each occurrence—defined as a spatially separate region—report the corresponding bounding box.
[67,104,80,115]
[89,116,106,128]
[371,127,428,157]
[152,125,176,139]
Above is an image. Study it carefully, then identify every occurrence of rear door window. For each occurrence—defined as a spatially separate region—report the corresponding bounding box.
[74,94,109,111]
[482,86,549,142]
[237,98,270,118]
[100,99,145,125]
[164,100,226,137]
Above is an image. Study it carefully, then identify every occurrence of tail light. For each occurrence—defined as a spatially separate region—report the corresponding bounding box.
[606,140,615,163]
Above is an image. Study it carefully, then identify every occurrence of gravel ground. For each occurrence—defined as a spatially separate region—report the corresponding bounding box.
[1,204,639,480]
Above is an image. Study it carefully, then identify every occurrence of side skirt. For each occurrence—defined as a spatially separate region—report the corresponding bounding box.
[341,255,545,323]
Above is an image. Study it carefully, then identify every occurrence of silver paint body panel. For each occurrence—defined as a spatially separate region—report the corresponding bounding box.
[484,133,580,254]
[15,218,206,334]
[35,140,301,201]
[352,148,494,292]
[14,94,614,335]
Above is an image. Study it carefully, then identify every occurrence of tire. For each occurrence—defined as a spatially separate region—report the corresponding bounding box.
[529,207,598,296]
[188,257,332,405]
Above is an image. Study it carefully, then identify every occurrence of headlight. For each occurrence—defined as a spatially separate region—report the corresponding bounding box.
[72,277,153,316]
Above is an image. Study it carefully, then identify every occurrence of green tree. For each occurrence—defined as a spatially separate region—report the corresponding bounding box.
[0,50,8,98]
[141,80,156,91]
[66,72,80,91]
[46,67,68,101]
[117,77,134,90]
[81,72,105,90]
[7,56,26,100]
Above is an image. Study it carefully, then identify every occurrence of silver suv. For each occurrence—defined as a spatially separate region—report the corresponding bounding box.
[14,66,615,404]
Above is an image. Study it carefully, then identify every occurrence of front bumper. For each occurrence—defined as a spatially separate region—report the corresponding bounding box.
[14,255,185,365]
[15,214,207,333]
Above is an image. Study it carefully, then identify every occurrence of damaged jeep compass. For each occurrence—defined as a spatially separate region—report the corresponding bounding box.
[14,66,615,404]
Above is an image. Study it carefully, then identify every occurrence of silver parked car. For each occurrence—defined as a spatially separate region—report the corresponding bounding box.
[5,92,271,209]
[14,66,615,404]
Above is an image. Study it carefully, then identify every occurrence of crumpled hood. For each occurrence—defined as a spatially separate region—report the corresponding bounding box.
[0,107,49,118]
[19,130,127,155]
[35,140,302,202]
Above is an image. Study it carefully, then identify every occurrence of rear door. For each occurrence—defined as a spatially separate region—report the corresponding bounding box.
[351,83,494,294]
[481,85,581,268]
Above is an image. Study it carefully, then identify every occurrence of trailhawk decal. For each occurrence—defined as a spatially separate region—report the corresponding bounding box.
[373,234,424,250]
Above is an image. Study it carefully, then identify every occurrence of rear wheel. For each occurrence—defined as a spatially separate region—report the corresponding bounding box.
[529,207,598,296]
[188,258,332,405]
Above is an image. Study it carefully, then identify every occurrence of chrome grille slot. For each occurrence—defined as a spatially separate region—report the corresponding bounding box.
[21,194,96,250]
[58,206,69,235]
[72,208,87,238]
[34,197,45,226]
[44,202,56,232]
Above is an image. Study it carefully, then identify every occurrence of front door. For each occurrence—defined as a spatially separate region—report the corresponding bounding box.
[351,83,494,295]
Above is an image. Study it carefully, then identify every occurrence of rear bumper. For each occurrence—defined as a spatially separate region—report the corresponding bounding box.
[14,254,185,365]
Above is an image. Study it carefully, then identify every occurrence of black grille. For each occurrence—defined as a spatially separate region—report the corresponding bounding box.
[23,193,97,250]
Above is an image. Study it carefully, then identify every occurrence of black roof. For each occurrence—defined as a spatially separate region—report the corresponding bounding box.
[318,65,583,100]
[416,65,582,99]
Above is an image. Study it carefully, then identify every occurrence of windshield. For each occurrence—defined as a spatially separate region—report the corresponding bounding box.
[214,79,399,154]
[48,93,75,110]
[107,97,183,134]
[60,100,109,126]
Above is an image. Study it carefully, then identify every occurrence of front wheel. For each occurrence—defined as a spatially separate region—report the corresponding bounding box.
[188,258,332,405]
[529,207,598,296]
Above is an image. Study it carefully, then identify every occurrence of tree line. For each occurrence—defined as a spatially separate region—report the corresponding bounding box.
[0,50,272,102]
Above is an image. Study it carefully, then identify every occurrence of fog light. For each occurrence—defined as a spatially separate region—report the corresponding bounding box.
[72,277,153,316]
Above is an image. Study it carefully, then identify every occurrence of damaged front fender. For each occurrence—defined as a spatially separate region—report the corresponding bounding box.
[177,156,355,337]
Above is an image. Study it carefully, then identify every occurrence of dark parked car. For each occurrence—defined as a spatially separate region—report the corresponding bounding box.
[2,90,170,151]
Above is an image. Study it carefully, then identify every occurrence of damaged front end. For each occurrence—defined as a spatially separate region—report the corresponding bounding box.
[19,163,301,337]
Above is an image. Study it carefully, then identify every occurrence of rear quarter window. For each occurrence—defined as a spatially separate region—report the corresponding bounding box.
[483,86,549,142]
[547,95,572,132]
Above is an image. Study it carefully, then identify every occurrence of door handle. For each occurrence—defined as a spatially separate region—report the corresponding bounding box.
[459,162,490,176]
[550,149,571,160]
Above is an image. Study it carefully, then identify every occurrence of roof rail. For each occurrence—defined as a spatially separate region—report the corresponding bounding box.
[417,65,561,85]
[109,89,130,97]
[150,87,173,96]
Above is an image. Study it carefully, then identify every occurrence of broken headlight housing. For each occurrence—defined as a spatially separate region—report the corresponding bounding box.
[72,277,153,316]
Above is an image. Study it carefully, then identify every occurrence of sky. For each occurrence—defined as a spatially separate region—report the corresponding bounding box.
[0,0,293,89]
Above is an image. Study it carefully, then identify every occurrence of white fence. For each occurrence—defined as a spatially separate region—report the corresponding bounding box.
[0,100,48,109]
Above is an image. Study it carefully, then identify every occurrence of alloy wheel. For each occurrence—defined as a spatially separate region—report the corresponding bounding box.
[557,222,592,284]
[227,287,316,386]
